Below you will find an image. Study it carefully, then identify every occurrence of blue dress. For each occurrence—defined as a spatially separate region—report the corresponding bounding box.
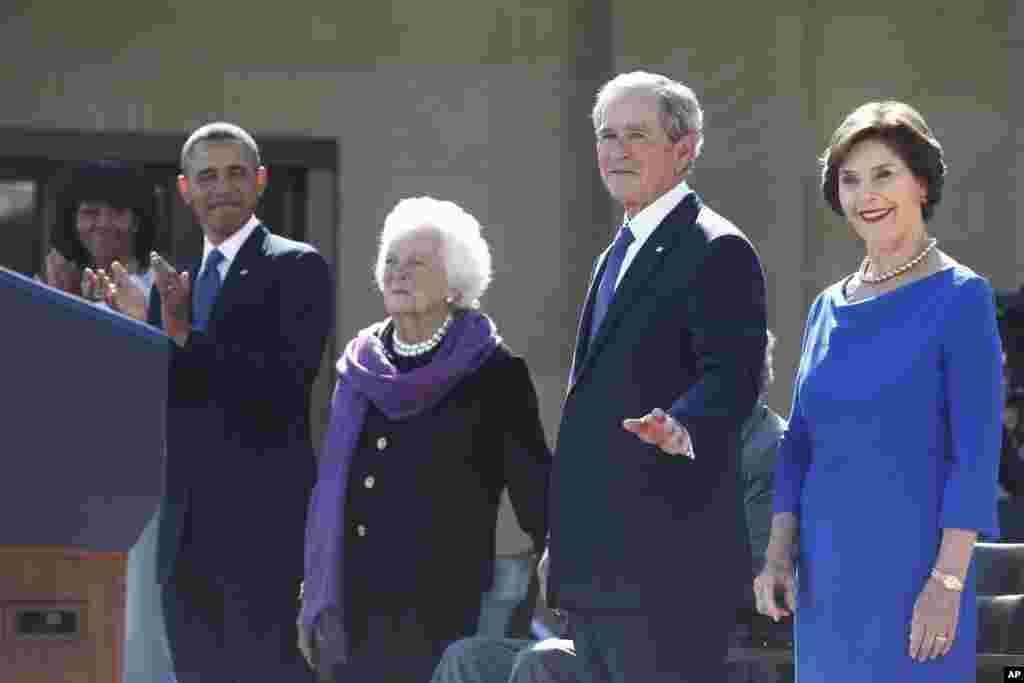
[774,265,1002,681]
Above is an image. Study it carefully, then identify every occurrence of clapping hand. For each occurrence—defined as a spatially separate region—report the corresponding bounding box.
[41,248,83,297]
[150,252,192,346]
[622,408,694,458]
[85,262,148,320]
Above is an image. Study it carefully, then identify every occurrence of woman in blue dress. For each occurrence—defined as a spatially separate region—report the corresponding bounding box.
[753,101,1002,681]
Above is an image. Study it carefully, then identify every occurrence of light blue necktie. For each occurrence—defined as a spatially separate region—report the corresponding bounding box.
[191,249,225,331]
[589,224,635,343]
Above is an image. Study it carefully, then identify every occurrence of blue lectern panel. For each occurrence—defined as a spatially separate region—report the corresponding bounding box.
[0,267,168,551]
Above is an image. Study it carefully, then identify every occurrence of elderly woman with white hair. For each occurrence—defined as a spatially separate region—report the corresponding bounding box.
[298,196,552,682]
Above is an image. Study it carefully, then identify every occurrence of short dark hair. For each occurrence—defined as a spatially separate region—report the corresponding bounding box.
[820,101,945,222]
[51,160,158,268]
[180,122,261,175]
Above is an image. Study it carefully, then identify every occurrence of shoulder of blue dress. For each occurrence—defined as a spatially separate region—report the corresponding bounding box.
[811,282,842,316]
[948,268,996,314]
[946,262,987,288]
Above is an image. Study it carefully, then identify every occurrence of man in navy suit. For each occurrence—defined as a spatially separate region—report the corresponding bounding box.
[544,72,767,682]
[145,123,332,682]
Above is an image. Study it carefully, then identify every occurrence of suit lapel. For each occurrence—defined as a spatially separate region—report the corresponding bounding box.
[568,193,702,394]
[568,245,611,387]
[207,224,268,331]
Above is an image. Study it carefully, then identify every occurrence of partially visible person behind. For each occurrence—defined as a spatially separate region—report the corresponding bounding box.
[729,329,791,683]
[999,356,1024,540]
[298,197,551,683]
[739,329,787,584]
[756,101,1002,682]
[999,386,1024,499]
[43,160,169,683]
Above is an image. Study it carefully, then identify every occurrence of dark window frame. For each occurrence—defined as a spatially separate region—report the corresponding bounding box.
[0,127,338,274]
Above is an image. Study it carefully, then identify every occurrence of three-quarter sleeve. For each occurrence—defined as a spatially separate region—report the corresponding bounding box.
[498,356,552,551]
[773,386,812,516]
[772,295,824,517]
[939,276,1003,538]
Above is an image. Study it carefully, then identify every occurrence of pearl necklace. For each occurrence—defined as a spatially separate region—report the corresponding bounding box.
[859,237,938,284]
[393,314,453,357]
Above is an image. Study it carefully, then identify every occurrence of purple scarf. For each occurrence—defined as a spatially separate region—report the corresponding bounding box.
[299,310,499,667]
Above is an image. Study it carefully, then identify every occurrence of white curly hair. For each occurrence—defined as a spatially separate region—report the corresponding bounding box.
[374,196,493,308]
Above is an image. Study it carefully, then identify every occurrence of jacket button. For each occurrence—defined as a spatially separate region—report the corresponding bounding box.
[376,437,388,451]
[364,475,376,489]
[356,524,367,537]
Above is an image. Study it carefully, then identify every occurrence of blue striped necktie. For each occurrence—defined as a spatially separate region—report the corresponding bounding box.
[589,224,634,343]
[192,249,225,331]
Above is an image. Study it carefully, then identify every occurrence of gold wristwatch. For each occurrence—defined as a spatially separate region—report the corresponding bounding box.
[930,569,964,592]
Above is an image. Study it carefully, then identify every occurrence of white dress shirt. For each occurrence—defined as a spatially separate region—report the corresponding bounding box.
[200,214,261,278]
[614,179,692,290]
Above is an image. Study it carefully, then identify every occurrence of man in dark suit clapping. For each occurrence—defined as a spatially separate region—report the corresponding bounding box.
[544,71,767,683]
[113,122,333,682]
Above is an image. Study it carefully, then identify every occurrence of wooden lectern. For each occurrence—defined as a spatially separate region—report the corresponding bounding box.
[0,268,168,683]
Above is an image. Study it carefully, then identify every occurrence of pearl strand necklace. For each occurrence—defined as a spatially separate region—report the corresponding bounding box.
[859,237,938,284]
[393,314,453,357]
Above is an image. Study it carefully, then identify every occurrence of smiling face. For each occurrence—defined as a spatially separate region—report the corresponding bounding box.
[75,200,138,269]
[595,89,692,216]
[178,140,266,245]
[837,137,929,244]
[380,226,452,317]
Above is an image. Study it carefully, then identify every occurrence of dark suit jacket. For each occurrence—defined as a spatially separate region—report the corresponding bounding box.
[345,341,551,616]
[149,222,332,588]
[549,192,767,614]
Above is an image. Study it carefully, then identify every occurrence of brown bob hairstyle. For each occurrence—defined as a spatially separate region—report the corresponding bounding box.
[820,101,946,222]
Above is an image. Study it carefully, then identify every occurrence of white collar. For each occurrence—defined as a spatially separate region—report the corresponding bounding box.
[201,214,260,268]
[623,178,692,240]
